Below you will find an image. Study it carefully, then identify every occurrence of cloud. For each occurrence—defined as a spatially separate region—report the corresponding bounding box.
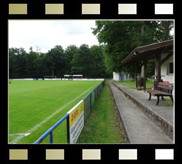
[9,20,99,53]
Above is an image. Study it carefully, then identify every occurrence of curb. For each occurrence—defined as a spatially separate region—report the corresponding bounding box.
[108,81,130,143]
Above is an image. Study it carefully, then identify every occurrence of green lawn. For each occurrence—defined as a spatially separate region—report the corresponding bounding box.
[116,79,154,89]
[77,81,126,143]
[9,80,102,144]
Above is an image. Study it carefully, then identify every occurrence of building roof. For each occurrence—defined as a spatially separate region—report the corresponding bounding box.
[121,39,173,65]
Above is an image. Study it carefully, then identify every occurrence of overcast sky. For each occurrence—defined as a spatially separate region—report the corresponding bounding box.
[9,20,100,53]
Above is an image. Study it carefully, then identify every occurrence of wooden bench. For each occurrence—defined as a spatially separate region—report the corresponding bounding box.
[147,82,173,105]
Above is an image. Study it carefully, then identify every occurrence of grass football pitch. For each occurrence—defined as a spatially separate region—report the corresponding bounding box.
[9,80,102,144]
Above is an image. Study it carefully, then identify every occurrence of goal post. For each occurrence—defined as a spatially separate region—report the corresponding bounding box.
[64,75,83,80]
[44,76,57,80]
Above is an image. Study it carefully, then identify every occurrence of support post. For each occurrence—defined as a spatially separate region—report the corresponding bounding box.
[135,63,138,89]
[90,93,92,110]
[156,53,161,83]
[50,132,53,143]
[143,60,147,92]
[67,116,70,144]
[94,89,96,100]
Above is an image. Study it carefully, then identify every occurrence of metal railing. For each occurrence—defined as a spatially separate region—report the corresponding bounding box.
[33,80,105,144]
[34,114,69,144]
[83,81,104,120]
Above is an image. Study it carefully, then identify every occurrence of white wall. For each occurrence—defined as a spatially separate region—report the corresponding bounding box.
[155,53,174,83]
[113,72,130,81]
[113,72,120,81]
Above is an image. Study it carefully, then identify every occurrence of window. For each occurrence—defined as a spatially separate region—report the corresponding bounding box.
[169,62,173,74]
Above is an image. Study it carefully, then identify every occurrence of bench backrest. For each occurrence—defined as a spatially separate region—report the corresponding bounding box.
[157,82,173,90]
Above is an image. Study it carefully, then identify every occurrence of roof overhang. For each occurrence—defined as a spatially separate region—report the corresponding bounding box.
[121,39,173,65]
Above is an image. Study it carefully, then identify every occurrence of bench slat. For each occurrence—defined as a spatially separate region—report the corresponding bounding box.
[159,82,173,86]
[147,89,172,96]
[157,84,173,90]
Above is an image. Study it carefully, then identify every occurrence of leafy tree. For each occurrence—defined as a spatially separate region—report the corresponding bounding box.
[33,53,46,78]
[71,44,92,77]
[92,21,173,78]
[25,47,38,77]
[90,45,109,78]
[9,48,27,78]
[92,21,136,75]
[155,21,173,41]
[64,45,78,74]
[45,45,65,77]
[9,48,18,78]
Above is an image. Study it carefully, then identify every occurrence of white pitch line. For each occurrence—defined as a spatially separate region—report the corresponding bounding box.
[10,82,101,144]
[9,133,30,136]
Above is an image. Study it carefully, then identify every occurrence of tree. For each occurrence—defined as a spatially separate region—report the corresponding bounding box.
[92,21,136,75]
[92,21,173,78]
[71,44,92,77]
[25,47,38,77]
[9,48,18,78]
[45,45,65,77]
[155,21,173,41]
[90,45,108,78]
[9,48,27,78]
[64,45,78,74]
[33,53,45,78]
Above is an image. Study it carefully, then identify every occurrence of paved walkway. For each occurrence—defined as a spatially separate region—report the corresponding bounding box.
[109,81,173,144]
[111,81,174,140]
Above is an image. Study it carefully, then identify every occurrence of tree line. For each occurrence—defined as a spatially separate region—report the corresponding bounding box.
[9,44,110,79]
[9,21,173,79]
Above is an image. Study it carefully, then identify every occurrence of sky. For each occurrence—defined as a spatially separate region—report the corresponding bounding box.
[9,20,100,53]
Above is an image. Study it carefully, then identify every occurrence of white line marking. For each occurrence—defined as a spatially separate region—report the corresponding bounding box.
[9,133,30,136]
[10,82,101,144]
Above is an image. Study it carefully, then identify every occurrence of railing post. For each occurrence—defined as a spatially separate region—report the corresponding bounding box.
[90,93,92,110]
[67,115,70,144]
[50,132,53,143]
[94,89,96,100]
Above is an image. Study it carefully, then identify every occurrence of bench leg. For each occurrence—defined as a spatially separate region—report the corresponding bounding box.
[148,93,151,101]
[156,96,160,105]
[170,95,173,105]
[161,96,164,100]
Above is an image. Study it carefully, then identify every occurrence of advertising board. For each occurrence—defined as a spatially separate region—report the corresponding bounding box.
[67,100,84,144]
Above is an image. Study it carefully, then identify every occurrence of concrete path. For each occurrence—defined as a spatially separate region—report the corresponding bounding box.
[109,81,173,144]
[112,81,173,125]
[111,81,174,140]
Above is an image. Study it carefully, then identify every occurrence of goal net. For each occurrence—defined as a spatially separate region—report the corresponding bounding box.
[44,76,57,80]
[64,75,83,80]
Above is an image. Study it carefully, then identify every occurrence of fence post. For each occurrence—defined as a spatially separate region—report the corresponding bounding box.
[90,93,92,110]
[67,115,70,144]
[97,87,98,96]
[50,132,53,143]
[94,89,96,100]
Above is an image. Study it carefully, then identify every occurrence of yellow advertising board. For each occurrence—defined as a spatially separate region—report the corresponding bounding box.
[69,100,84,128]
[67,100,84,144]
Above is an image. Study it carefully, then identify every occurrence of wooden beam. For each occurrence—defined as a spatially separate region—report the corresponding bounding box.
[135,63,139,89]
[126,50,158,64]
[156,53,161,83]
[143,60,147,91]
[161,52,173,65]
[139,62,144,68]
